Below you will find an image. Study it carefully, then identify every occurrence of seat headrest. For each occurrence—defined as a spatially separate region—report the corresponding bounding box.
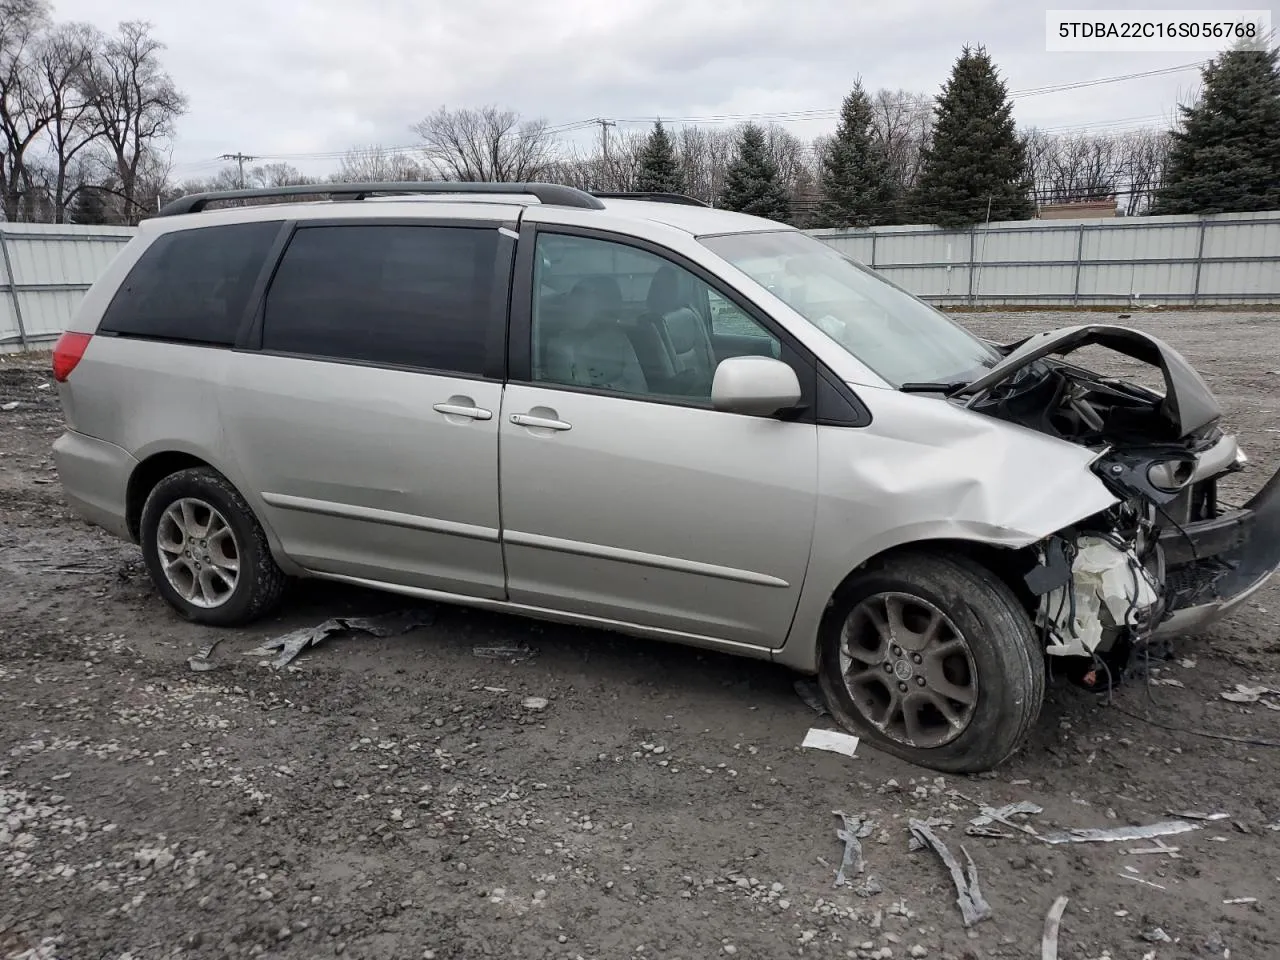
[645,265,681,314]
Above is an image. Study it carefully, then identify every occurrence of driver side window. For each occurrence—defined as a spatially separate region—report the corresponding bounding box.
[531,232,782,403]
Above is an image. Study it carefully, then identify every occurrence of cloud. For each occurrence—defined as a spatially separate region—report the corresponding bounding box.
[49,0,1209,177]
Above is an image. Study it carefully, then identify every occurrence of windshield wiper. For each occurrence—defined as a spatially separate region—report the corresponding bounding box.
[899,381,970,396]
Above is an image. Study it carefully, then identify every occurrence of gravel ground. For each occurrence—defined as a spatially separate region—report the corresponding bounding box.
[2,310,1280,960]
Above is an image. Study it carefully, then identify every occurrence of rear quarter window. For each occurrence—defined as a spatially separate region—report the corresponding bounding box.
[260,224,499,377]
[99,221,281,346]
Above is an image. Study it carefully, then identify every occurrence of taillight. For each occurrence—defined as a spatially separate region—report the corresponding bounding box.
[52,331,92,382]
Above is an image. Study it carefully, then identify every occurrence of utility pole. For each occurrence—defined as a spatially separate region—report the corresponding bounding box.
[593,118,616,162]
[591,119,616,192]
[219,152,257,189]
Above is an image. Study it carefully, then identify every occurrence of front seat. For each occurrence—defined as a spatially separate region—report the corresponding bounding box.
[544,284,649,395]
[643,266,718,393]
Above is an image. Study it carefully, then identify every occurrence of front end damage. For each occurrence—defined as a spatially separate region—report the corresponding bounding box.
[956,324,1280,678]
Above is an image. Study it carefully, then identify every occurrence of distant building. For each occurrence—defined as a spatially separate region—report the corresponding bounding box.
[1037,198,1118,220]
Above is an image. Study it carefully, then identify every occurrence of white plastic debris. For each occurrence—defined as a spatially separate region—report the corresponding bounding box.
[1168,810,1229,822]
[521,696,549,711]
[1224,897,1257,905]
[1221,684,1280,707]
[1042,896,1069,960]
[1041,536,1159,657]
[801,728,860,758]
[1,401,19,411]
[1040,820,1199,845]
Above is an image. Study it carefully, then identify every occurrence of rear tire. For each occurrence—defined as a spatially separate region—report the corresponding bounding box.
[817,550,1044,773]
[139,467,285,627]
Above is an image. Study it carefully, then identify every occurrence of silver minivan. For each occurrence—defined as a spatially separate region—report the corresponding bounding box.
[50,182,1280,772]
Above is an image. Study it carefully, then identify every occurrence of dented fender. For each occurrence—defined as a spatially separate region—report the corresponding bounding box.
[775,386,1119,673]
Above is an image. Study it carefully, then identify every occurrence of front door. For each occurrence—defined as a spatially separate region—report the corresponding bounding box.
[220,219,514,599]
[498,228,819,648]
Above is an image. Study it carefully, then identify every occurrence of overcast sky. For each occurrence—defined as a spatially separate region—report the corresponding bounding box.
[50,0,1224,180]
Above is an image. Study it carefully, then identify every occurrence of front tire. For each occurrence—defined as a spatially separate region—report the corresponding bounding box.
[139,467,285,626]
[818,550,1044,773]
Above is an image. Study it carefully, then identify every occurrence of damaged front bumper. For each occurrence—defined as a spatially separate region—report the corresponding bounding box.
[1032,459,1280,657]
[1153,463,1280,638]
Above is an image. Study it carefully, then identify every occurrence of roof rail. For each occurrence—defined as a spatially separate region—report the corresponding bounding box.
[590,191,709,207]
[156,181,607,217]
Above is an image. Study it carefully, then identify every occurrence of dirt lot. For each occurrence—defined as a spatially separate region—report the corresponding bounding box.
[3,310,1280,960]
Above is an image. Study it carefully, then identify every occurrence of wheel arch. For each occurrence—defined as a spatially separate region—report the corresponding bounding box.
[125,447,283,563]
[776,536,1042,674]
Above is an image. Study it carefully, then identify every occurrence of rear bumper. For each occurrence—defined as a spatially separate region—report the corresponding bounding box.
[1155,463,1280,638]
[52,429,137,543]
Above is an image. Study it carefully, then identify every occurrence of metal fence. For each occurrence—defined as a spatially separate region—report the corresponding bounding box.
[807,209,1280,307]
[0,223,135,352]
[3,209,1280,352]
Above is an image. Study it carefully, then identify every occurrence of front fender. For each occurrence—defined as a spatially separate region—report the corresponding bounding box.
[776,386,1119,672]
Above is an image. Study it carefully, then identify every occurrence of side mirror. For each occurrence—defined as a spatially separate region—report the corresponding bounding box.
[711,356,802,417]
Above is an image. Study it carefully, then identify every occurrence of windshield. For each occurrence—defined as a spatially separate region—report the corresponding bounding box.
[700,230,1000,387]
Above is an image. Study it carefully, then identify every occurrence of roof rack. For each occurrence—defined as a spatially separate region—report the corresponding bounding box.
[156,181,607,217]
[590,191,709,207]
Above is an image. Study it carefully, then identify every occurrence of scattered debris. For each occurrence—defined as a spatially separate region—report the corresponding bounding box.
[1168,810,1229,822]
[246,610,436,668]
[1,401,18,411]
[187,638,223,672]
[1119,874,1167,890]
[1040,820,1199,845]
[970,801,1043,831]
[472,642,535,662]
[482,686,507,694]
[1223,897,1257,905]
[1125,838,1182,858]
[1220,684,1280,707]
[907,819,991,927]
[794,679,828,716]
[801,728,860,758]
[1141,928,1172,943]
[521,696,549,711]
[1042,896,1069,960]
[1149,676,1185,687]
[832,811,873,887]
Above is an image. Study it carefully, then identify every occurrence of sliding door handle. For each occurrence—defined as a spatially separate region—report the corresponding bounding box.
[510,413,572,431]
[433,402,493,421]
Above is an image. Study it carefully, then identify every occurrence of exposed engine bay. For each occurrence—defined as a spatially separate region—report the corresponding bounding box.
[950,325,1274,685]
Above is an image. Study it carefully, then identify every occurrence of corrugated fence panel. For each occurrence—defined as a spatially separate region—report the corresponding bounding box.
[4,210,1280,353]
[0,224,135,350]
[809,210,1280,306]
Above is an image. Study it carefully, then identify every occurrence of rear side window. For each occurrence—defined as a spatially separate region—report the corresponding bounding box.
[261,225,499,376]
[100,222,280,345]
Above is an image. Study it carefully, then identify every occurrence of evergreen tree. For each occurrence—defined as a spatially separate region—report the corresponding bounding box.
[817,81,897,227]
[911,45,1033,227]
[68,186,111,225]
[635,120,685,194]
[1152,44,1280,215]
[718,123,791,221]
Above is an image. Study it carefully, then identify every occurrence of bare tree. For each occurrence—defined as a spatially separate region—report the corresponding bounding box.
[1116,128,1172,215]
[333,144,427,182]
[0,0,53,220]
[411,106,560,181]
[34,22,102,222]
[552,128,646,192]
[84,20,186,224]
[758,122,809,196]
[869,89,933,194]
[676,126,736,205]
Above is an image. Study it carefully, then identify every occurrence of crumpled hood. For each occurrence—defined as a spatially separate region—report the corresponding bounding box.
[962,324,1222,439]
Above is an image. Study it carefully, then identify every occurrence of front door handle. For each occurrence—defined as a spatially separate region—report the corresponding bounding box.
[433,402,493,421]
[510,413,572,432]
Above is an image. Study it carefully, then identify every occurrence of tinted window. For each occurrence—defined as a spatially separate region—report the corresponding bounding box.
[531,233,782,403]
[262,225,498,376]
[100,221,280,345]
